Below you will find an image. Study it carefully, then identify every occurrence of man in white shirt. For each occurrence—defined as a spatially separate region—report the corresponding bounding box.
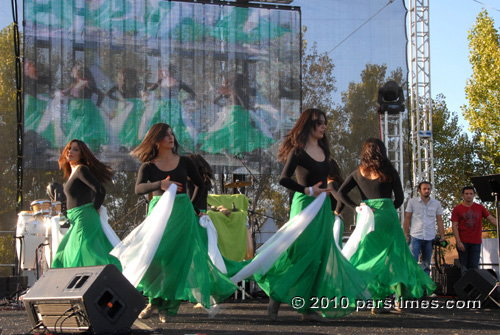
[403,181,446,275]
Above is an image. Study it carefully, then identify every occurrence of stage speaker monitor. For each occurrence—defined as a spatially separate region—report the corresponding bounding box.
[454,269,500,307]
[23,264,145,334]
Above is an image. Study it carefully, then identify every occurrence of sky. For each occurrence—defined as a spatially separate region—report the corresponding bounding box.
[1,0,499,133]
[428,0,500,131]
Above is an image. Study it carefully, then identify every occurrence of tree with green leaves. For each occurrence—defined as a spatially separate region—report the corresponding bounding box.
[463,10,500,170]
[301,29,336,112]
[338,64,405,175]
[432,94,494,228]
[0,24,19,275]
[301,29,349,158]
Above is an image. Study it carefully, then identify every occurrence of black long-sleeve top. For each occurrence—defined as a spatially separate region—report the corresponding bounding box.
[62,79,104,106]
[64,165,106,210]
[25,75,51,96]
[105,85,139,100]
[328,180,341,212]
[63,80,100,100]
[148,80,195,99]
[335,168,404,212]
[135,157,205,213]
[279,149,329,193]
[187,179,211,212]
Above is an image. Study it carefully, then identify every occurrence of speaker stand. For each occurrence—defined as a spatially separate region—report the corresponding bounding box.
[486,281,500,307]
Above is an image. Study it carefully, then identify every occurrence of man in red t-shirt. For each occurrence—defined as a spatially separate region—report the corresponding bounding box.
[451,186,497,274]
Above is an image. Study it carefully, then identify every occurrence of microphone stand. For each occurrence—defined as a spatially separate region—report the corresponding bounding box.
[13,234,25,304]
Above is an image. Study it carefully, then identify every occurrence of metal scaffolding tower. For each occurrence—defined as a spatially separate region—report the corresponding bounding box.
[408,0,434,194]
[380,112,404,185]
[380,111,405,219]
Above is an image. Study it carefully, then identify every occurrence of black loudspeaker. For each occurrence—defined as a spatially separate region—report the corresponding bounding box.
[23,264,145,334]
[454,269,500,307]
[431,265,462,296]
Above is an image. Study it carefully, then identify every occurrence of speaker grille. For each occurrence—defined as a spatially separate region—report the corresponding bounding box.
[31,301,90,332]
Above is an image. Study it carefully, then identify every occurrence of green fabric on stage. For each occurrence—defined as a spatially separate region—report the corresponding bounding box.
[209,7,289,44]
[25,94,56,147]
[253,192,372,318]
[118,98,144,148]
[207,194,249,262]
[64,98,108,151]
[349,198,436,300]
[137,194,237,315]
[52,203,122,270]
[199,105,274,154]
[25,94,47,132]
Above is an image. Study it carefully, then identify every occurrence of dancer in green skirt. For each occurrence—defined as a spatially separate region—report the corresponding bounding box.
[52,139,121,269]
[261,108,371,322]
[61,65,108,151]
[105,68,144,149]
[199,74,274,155]
[24,60,57,147]
[130,123,237,323]
[144,68,196,152]
[335,138,436,312]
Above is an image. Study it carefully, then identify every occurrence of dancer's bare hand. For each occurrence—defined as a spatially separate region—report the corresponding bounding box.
[160,176,183,192]
[310,181,329,197]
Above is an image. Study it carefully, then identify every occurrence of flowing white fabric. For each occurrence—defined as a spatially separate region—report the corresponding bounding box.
[99,206,121,247]
[110,184,177,287]
[341,204,375,260]
[333,215,343,250]
[198,215,227,274]
[230,193,326,284]
[43,91,67,147]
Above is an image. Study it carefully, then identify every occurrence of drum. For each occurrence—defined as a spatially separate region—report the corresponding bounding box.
[51,201,62,215]
[31,199,51,216]
[16,211,34,234]
[16,211,47,270]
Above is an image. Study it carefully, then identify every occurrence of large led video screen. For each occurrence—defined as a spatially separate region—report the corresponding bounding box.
[23,0,301,174]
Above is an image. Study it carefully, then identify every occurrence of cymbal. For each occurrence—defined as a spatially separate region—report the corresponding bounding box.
[225,180,251,188]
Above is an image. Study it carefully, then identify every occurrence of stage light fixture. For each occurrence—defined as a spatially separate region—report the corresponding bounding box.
[378,80,405,114]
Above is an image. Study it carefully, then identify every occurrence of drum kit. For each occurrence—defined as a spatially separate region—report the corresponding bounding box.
[15,199,68,285]
[224,180,251,195]
[224,180,251,189]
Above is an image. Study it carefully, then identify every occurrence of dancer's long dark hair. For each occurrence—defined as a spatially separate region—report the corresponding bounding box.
[359,138,396,183]
[188,153,214,190]
[117,68,138,96]
[328,158,344,185]
[277,108,329,163]
[131,123,179,163]
[58,139,113,183]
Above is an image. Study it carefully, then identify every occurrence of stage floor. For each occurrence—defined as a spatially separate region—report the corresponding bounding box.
[1,296,499,335]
